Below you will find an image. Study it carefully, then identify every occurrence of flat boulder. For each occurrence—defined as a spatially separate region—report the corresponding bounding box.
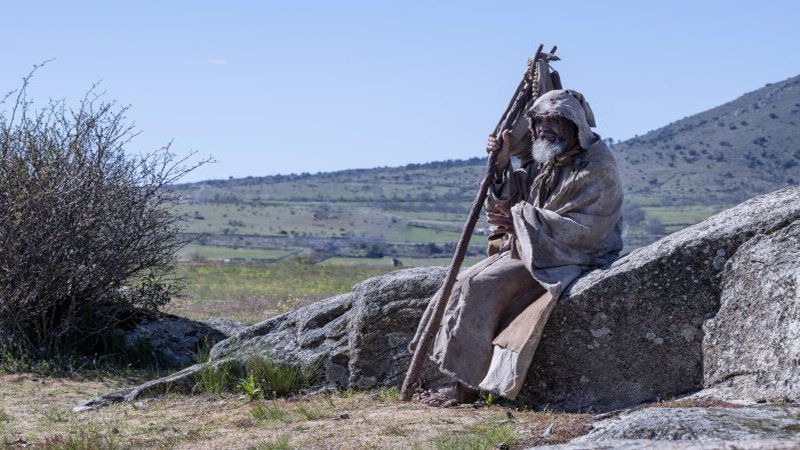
[536,404,800,449]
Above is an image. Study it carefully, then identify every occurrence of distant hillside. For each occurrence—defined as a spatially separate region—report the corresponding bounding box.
[174,75,800,261]
[613,74,800,206]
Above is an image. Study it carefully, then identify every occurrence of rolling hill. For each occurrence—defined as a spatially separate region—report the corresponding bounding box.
[613,74,800,206]
[173,74,800,262]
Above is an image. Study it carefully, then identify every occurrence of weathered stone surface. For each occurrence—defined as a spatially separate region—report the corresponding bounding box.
[702,219,800,403]
[121,310,227,368]
[535,438,800,449]
[347,267,449,389]
[209,266,448,389]
[570,405,800,443]
[202,318,249,337]
[517,186,800,411]
[210,293,355,386]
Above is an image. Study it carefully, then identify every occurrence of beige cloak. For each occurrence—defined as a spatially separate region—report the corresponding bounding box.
[411,90,624,399]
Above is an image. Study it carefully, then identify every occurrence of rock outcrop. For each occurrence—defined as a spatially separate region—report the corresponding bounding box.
[90,186,800,412]
[702,219,800,403]
[209,267,449,390]
[117,309,229,368]
[515,185,799,410]
[533,404,800,449]
[572,405,800,442]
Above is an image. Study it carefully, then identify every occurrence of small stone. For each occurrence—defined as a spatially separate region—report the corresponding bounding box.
[541,423,554,438]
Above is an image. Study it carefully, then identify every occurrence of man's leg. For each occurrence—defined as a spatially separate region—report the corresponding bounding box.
[429,252,537,390]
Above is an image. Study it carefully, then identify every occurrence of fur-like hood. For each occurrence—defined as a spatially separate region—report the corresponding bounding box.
[526,89,597,150]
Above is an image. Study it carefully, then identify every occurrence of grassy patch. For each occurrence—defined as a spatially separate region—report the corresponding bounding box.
[373,386,401,402]
[194,356,319,400]
[429,422,517,450]
[252,434,291,450]
[246,356,320,399]
[318,256,483,268]
[195,360,240,398]
[178,244,298,262]
[294,403,326,421]
[641,205,726,231]
[40,423,121,450]
[38,405,72,424]
[169,261,395,323]
[251,402,291,423]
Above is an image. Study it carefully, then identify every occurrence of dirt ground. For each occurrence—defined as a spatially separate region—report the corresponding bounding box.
[0,373,593,449]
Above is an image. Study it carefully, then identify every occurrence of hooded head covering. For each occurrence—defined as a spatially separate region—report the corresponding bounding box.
[526,89,596,150]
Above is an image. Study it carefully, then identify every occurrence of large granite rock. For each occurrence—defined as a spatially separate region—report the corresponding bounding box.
[572,405,800,442]
[89,186,800,411]
[534,405,800,449]
[209,266,449,389]
[516,186,800,410]
[702,219,800,403]
[535,439,800,449]
[117,308,228,368]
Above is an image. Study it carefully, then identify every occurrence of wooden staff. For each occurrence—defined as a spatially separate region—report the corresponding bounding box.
[399,44,555,401]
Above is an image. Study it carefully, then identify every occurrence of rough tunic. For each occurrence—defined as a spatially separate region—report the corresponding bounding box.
[412,90,624,399]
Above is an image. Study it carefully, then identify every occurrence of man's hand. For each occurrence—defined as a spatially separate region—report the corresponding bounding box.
[487,204,514,236]
[486,129,511,172]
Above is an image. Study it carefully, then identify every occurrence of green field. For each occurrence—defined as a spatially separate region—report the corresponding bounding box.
[168,261,398,323]
[177,244,299,261]
[318,255,484,267]
[641,205,726,232]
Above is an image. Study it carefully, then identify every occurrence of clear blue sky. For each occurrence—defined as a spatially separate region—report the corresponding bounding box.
[2,1,798,182]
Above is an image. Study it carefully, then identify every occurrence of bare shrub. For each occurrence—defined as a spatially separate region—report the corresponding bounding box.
[0,65,208,357]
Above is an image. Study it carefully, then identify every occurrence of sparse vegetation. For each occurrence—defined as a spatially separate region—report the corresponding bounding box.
[253,434,292,450]
[169,261,396,323]
[0,66,207,360]
[194,355,320,399]
[1,371,595,448]
[251,402,290,423]
[430,422,517,450]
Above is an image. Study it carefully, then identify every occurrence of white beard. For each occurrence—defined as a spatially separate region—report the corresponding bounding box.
[532,138,568,164]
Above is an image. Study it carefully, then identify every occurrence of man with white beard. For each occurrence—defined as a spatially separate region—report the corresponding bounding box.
[412,89,624,406]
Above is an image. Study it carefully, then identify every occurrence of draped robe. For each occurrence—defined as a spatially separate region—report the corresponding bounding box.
[411,90,624,399]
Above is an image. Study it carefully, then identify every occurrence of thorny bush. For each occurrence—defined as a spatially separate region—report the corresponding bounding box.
[0,65,208,359]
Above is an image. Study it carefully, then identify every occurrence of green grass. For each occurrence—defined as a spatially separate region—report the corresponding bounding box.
[250,403,290,423]
[178,244,297,262]
[38,405,71,425]
[194,356,319,400]
[39,423,122,450]
[429,422,517,450]
[294,404,326,421]
[318,256,483,267]
[195,360,240,398]
[170,260,395,323]
[641,205,725,227]
[245,356,320,399]
[253,434,291,450]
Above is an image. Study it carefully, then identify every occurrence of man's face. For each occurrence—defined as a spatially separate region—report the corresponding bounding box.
[531,115,575,163]
[533,116,573,144]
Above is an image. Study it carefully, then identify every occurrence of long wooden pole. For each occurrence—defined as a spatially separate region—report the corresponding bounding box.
[399,151,499,401]
[399,45,548,401]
